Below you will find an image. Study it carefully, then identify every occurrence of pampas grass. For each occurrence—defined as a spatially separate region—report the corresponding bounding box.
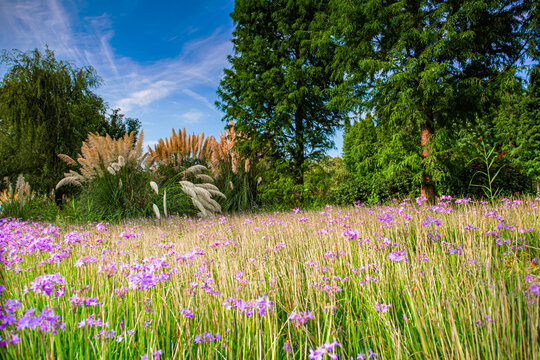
[56,131,146,189]
[146,128,214,168]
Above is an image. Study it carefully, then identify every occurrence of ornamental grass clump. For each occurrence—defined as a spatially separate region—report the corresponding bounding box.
[56,131,152,220]
[178,165,225,218]
[0,175,57,219]
[56,131,146,189]
[210,124,260,211]
[146,128,214,168]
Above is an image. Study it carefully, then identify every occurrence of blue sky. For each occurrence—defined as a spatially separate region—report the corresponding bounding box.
[0,0,343,156]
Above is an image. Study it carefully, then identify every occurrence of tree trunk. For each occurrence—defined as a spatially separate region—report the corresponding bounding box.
[536,178,540,196]
[420,121,436,202]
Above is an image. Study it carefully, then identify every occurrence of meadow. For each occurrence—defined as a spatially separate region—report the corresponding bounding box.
[1,196,539,359]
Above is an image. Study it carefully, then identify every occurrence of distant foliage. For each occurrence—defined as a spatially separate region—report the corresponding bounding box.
[0,48,141,194]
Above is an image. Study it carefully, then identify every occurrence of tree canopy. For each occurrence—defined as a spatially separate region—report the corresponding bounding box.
[217,0,343,185]
[0,47,140,192]
[329,0,536,200]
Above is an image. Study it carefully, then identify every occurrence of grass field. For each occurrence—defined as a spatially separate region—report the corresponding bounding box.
[1,197,539,359]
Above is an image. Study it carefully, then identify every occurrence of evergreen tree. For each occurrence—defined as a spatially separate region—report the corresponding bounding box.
[217,0,342,185]
[514,66,540,194]
[329,0,535,200]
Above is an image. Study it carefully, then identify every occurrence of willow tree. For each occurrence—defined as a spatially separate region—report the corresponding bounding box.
[217,0,342,185]
[330,0,535,200]
[0,48,106,192]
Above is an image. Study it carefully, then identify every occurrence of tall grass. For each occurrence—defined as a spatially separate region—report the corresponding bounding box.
[1,197,538,359]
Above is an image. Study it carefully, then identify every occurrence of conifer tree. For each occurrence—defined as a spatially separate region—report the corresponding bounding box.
[217,0,342,185]
[330,0,535,200]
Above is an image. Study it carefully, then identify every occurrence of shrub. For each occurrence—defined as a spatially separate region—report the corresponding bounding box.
[0,175,59,220]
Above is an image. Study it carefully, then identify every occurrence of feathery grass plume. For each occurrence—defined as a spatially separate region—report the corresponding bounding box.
[149,181,167,218]
[210,124,240,177]
[150,181,159,195]
[0,175,34,206]
[163,189,167,217]
[56,131,146,189]
[152,203,161,219]
[178,164,225,218]
[146,128,215,168]
[209,122,261,211]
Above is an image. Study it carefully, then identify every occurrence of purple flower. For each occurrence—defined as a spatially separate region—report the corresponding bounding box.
[128,272,158,290]
[25,273,65,297]
[288,311,315,327]
[194,331,222,344]
[416,195,427,205]
[17,307,65,334]
[342,228,359,241]
[309,338,341,360]
[180,308,194,318]
[374,302,392,313]
[96,222,108,231]
[422,216,441,227]
[68,295,103,307]
[387,250,408,262]
[74,256,98,267]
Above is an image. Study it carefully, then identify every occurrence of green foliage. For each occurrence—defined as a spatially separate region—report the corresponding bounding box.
[214,165,258,213]
[469,142,505,202]
[0,48,105,193]
[217,0,343,184]
[328,0,535,197]
[0,47,140,194]
[0,195,59,221]
[340,115,420,203]
[98,108,142,141]
[512,66,540,187]
[259,157,349,209]
[74,159,153,222]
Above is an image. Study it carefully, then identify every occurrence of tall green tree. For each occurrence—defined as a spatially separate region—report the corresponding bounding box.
[217,0,342,185]
[0,48,139,193]
[329,0,535,200]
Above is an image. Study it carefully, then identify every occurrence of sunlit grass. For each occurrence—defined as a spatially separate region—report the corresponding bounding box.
[1,197,539,359]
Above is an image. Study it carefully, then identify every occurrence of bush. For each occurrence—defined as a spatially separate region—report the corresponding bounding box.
[74,160,153,221]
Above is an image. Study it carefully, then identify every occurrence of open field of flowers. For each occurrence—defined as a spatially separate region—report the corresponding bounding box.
[1,196,539,359]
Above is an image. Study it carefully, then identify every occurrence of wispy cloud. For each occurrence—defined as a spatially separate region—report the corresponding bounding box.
[0,0,232,114]
[182,110,205,124]
[182,89,219,113]
[116,80,177,112]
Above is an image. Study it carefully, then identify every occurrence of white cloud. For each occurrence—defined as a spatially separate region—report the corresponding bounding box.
[0,0,232,113]
[182,110,204,124]
[116,80,176,112]
[182,89,219,113]
[0,0,235,148]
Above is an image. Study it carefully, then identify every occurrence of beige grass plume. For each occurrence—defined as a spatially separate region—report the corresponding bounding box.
[56,131,145,189]
[146,128,215,168]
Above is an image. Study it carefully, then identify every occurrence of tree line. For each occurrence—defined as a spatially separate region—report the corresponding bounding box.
[217,0,539,201]
[0,0,538,208]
